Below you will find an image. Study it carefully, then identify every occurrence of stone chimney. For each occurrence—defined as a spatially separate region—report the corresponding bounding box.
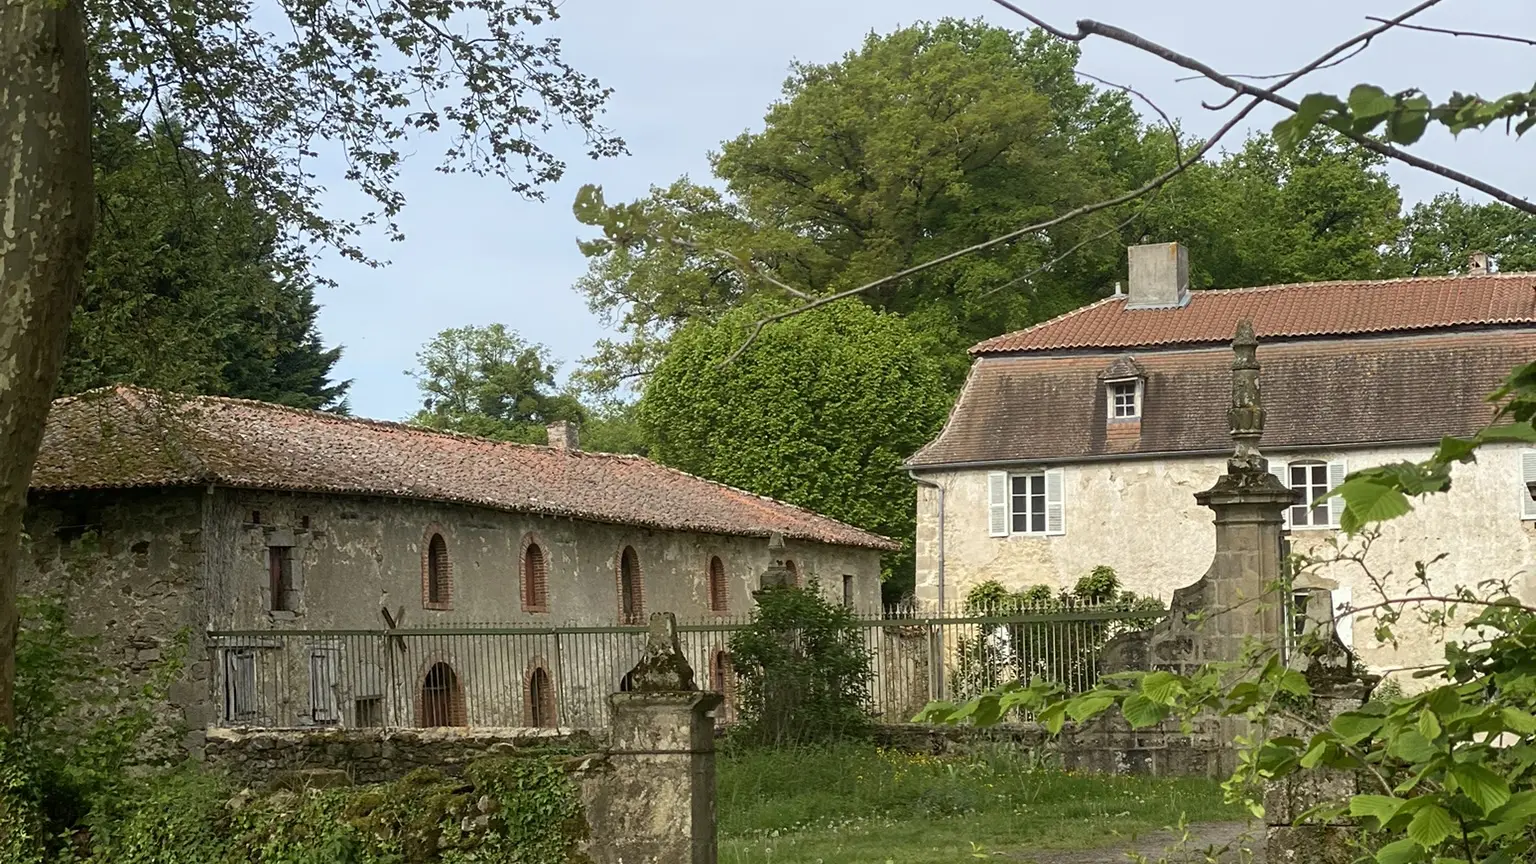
[1126,242,1190,310]
[547,420,580,451]
[1468,251,1490,274]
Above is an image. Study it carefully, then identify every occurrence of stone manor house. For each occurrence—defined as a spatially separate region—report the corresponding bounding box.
[908,242,1536,681]
[22,387,893,739]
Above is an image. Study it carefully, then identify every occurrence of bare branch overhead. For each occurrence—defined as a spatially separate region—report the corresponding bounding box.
[1364,16,1536,47]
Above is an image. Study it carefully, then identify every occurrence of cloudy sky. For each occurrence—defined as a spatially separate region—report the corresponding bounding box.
[309,0,1536,420]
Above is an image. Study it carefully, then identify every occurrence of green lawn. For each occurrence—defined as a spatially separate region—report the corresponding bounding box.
[717,743,1251,863]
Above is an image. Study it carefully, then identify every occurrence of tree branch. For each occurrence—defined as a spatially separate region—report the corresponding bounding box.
[1172,42,1371,84]
[1010,2,1536,214]
[1365,16,1536,47]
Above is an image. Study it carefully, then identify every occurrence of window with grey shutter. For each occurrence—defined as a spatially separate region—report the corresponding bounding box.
[224,650,256,722]
[309,648,339,724]
[986,472,1009,537]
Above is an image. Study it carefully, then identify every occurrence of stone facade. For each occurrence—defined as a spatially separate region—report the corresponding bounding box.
[21,483,882,739]
[914,440,1536,678]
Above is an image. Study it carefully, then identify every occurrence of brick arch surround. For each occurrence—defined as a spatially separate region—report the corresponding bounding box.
[707,554,728,614]
[415,659,466,727]
[519,532,550,613]
[709,647,735,724]
[616,545,645,624]
[421,523,453,610]
[523,658,558,728]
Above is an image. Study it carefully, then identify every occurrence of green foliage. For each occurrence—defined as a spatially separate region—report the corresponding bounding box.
[1274,83,1536,152]
[0,596,187,861]
[408,324,584,444]
[716,742,1243,863]
[88,0,622,267]
[574,19,1157,389]
[640,299,949,592]
[1392,192,1536,275]
[576,399,650,457]
[948,570,1165,701]
[1134,132,1406,289]
[61,757,587,864]
[728,583,875,746]
[58,111,349,411]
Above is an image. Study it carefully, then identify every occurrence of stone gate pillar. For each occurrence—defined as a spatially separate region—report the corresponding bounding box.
[581,613,722,864]
[1190,320,1295,662]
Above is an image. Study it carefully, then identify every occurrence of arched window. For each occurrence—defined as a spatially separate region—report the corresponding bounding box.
[423,531,451,608]
[708,556,728,613]
[785,558,800,588]
[522,539,549,612]
[618,546,644,624]
[418,662,465,727]
[710,650,735,724]
[526,665,556,728]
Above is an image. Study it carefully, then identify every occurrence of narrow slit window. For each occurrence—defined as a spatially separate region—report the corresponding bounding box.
[269,546,295,612]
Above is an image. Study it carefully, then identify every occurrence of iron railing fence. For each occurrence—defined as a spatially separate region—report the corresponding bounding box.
[207,602,1166,730]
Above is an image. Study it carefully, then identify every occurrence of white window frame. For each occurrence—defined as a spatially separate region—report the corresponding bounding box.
[1281,458,1347,530]
[987,469,1065,537]
[1521,449,1536,520]
[1106,379,1141,420]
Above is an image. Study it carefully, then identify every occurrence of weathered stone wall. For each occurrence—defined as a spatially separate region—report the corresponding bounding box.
[20,487,213,752]
[875,720,1232,777]
[204,726,605,787]
[209,488,883,632]
[915,441,1536,678]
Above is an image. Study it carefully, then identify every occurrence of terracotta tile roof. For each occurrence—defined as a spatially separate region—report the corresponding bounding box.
[972,274,1536,354]
[32,387,897,551]
[909,331,1536,468]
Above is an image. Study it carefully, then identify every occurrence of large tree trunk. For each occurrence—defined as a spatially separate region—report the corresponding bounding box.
[0,0,94,729]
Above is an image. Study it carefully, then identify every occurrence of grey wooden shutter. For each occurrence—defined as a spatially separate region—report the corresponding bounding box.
[309,648,339,724]
[1326,459,1348,528]
[1044,468,1066,536]
[987,472,1009,537]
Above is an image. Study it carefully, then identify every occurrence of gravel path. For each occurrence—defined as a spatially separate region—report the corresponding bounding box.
[1004,822,1263,863]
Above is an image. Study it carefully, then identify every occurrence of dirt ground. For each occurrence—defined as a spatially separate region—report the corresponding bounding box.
[1005,821,1263,863]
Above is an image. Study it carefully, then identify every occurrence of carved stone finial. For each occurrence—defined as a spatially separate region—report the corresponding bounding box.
[1227,320,1266,473]
[760,531,794,590]
[621,612,696,692]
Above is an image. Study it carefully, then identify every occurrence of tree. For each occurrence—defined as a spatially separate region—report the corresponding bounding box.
[1136,132,1405,289]
[408,324,583,444]
[577,20,1156,390]
[1392,193,1536,276]
[1,0,621,727]
[58,113,349,410]
[639,299,950,597]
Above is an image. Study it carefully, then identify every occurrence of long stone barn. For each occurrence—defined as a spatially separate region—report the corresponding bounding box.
[21,386,895,748]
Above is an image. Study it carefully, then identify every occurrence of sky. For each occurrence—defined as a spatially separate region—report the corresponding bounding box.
[309,0,1536,421]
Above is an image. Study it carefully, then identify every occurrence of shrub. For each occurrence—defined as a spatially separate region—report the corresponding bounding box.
[728,581,874,746]
[0,595,186,862]
[949,568,1165,701]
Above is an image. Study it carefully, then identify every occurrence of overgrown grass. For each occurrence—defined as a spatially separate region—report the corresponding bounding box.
[717,743,1250,864]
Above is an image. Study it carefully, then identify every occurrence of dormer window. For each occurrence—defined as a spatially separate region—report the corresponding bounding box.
[1109,381,1139,419]
[1098,354,1146,423]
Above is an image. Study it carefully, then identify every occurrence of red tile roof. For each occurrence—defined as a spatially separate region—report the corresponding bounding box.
[972,273,1536,354]
[32,387,897,551]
